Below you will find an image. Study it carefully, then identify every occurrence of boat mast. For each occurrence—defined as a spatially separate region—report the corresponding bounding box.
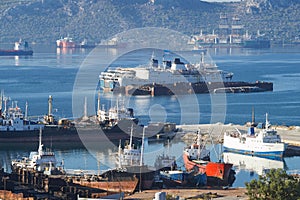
[197,129,201,160]
[83,96,88,120]
[97,90,101,117]
[129,124,133,150]
[265,113,270,129]
[25,101,28,120]
[118,140,122,169]
[140,127,145,166]
[38,127,44,156]
[251,106,255,126]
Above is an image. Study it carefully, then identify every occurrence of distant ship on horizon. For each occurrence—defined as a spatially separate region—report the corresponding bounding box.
[0,40,33,56]
[56,36,96,48]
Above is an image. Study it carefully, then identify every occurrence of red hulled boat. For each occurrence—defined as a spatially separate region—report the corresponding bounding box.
[183,131,235,186]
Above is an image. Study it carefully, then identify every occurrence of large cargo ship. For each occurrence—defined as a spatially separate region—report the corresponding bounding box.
[223,113,286,158]
[99,53,273,96]
[243,37,271,48]
[0,40,33,56]
[0,93,176,145]
[56,36,96,48]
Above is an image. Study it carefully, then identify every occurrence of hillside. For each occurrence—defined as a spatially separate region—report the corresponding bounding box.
[0,0,299,44]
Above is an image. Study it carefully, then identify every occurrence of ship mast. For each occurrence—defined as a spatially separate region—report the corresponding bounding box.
[197,129,201,160]
[118,140,122,169]
[265,113,270,130]
[140,127,145,166]
[83,96,88,121]
[129,124,133,150]
[97,90,101,117]
[38,127,44,156]
[25,101,28,120]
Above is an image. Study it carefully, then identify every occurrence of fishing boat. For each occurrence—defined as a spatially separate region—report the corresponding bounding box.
[223,113,286,158]
[0,40,33,56]
[183,130,235,186]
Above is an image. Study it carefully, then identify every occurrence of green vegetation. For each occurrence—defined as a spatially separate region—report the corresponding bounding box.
[245,168,300,200]
[0,0,299,44]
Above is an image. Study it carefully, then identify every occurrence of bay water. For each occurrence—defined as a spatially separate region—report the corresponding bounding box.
[0,44,299,187]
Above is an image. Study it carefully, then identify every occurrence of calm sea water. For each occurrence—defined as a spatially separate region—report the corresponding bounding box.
[0,44,299,187]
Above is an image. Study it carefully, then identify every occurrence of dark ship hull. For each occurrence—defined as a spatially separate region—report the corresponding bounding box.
[0,124,136,145]
[113,81,273,96]
[0,49,33,56]
[243,39,271,48]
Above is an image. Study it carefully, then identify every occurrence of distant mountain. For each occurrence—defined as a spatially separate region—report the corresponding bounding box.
[0,0,298,44]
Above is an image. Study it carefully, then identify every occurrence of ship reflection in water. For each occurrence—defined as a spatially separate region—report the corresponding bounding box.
[223,152,284,176]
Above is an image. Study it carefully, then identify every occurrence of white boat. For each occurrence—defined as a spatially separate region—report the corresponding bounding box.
[223,113,286,158]
[99,53,233,90]
[183,130,210,163]
[223,152,284,176]
[116,126,142,168]
[11,128,61,175]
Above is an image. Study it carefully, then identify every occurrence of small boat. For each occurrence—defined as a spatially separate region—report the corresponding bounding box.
[0,40,33,56]
[223,113,286,158]
[144,122,178,141]
[183,130,235,186]
[154,153,177,170]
